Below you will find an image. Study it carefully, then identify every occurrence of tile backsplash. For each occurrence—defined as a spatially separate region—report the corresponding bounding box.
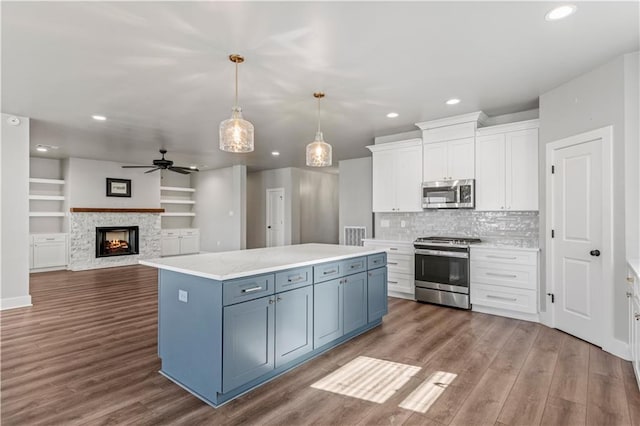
[374,210,539,248]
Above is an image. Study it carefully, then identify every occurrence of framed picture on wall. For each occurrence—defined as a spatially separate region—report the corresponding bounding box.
[106,178,131,197]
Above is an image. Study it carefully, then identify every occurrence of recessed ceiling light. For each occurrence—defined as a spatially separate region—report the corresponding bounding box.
[386,112,399,118]
[545,5,576,21]
[446,98,460,105]
[92,115,107,121]
[271,151,280,157]
[36,146,48,152]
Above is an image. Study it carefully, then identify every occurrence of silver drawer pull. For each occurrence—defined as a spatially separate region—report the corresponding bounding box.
[388,280,398,284]
[242,286,263,293]
[486,272,517,278]
[323,269,337,275]
[487,295,517,302]
[45,238,56,241]
[287,276,303,283]
[388,262,398,265]
[389,248,398,251]
[487,255,518,260]
[350,263,363,269]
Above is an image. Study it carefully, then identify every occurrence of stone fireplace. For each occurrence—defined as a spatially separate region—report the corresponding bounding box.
[95,226,139,258]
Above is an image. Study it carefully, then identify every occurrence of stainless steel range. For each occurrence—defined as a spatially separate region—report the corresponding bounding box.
[414,236,481,309]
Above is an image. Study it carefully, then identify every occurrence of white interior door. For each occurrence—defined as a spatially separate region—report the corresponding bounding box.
[550,136,604,346]
[266,188,285,247]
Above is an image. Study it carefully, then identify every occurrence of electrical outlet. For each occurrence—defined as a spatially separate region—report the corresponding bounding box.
[178,289,188,303]
[380,220,390,228]
[400,220,406,228]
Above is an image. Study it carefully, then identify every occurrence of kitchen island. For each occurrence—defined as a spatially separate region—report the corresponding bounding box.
[140,243,388,407]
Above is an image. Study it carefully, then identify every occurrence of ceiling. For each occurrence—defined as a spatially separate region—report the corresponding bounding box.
[3,1,638,172]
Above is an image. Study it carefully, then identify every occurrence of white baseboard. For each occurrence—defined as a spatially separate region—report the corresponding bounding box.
[604,338,631,361]
[472,305,540,323]
[30,266,67,273]
[0,295,32,310]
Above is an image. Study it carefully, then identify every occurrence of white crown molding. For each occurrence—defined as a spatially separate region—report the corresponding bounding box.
[415,111,488,130]
[366,138,422,152]
[476,118,540,136]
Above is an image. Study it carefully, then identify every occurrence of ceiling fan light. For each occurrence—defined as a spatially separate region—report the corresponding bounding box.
[306,132,332,167]
[219,107,254,153]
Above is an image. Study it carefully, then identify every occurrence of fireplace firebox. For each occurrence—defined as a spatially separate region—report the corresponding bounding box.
[96,226,139,258]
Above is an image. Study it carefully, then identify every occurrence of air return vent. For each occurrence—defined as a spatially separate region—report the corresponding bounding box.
[343,226,366,246]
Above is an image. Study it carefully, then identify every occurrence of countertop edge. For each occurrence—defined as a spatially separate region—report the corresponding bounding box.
[363,238,540,252]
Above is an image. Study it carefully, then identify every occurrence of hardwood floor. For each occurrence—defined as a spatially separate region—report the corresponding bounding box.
[2,265,639,425]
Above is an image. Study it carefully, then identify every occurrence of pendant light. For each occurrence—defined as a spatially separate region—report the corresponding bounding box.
[305,92,332,167]
[219,54,254,153]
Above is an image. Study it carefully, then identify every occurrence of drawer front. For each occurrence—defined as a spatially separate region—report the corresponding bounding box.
[367,253,387,269]
[275,267,313,293]
[387,272,414,295]
[162,230,180,237]
[223,274,275,306]
[32,234,66,243]
[470,248,537,266]
[314,261,342,283]
[471,263,537,291]
[364,241,414,256]
[471,283,537,313]
[181,229,199,237]
[386,254,413,274]
[341,256,367,276]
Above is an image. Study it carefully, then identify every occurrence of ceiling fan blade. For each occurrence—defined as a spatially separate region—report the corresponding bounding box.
[171,166,199,172]
[122,165,155,168]
[144,167,161,174]
[168,167,191,175]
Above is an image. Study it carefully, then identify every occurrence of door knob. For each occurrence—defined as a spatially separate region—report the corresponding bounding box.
[267,226,272,229]
[590,250,601,257]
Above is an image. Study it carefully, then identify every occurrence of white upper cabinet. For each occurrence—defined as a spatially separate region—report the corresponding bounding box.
[423,137,475,182]
[475,120,539,211]
[368,139,423,213]
[422,142,448,182]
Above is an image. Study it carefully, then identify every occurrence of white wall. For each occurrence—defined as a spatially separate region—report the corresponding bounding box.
[624,52,640,260]
[193,165,246,252]
[539,53,631,343]
[66,157,160,208]
[1,113,31,310]
[339,157,372,244]
[299,169,339,244]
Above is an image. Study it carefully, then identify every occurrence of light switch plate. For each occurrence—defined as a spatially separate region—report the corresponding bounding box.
[380,220,390,228]
[400,220,406,228]
[178,289,188,303]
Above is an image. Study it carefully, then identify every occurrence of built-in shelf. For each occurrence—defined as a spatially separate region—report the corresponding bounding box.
[29,178,65,185]
[29,195,65,201]
[29,212,66,217]
[160,212,196,217]
[70,208,165,213]
[160,186,196,193]
[160,199,196,205]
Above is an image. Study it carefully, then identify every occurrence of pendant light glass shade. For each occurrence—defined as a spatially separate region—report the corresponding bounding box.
[220,54,254,153]
[305,93,332,167]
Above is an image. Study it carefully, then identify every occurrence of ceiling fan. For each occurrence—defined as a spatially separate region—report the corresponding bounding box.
[121,149,198,174]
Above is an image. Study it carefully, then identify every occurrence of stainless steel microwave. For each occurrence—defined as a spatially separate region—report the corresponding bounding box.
[422,179,475,209]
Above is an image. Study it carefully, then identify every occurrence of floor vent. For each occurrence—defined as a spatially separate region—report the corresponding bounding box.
[344,226,366,246]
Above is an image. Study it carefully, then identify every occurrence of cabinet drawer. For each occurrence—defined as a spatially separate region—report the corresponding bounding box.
[387,272,414,294]
[161,230,180,237]
[471,263,537,291]
[181,229,199,237]
[275,267,313,293]
[471,283,537,313]
[470,248,537,266]
[341,256,367,276]
[386,254,413,274]
[367,253,387,269]
[32,234,66,243]
[314,261,342,283]
[223,274,275,306]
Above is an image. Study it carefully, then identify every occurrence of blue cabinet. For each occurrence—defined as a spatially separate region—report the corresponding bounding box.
[313,278,343,348]
[222,295,275,393]
[275,286,313,367]
[343,272,367,334]
[367,267,388,322]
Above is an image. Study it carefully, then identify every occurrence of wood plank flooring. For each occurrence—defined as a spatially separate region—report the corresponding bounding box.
[2,265,639,425]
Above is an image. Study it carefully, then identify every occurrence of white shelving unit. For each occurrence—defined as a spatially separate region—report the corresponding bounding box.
[160,185,197,226]
[29,178,65,185]
[160,186,195,193]
[29,175,67,270]
[29,178,66,218]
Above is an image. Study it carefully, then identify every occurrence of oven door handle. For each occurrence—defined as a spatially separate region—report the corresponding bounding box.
[415,249,468,259]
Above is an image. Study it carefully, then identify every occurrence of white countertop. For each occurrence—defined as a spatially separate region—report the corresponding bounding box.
[139,243,386,281]
[629,258,640,279]
[473,243,540,252]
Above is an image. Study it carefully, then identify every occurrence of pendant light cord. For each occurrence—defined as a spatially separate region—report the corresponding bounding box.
[317,96,321,133]
[234,61,239,109]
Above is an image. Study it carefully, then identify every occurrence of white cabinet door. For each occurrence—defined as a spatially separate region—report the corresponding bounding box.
[395,145,423,212]
[447,137,475,180]
[161,236,181,256]
[372,150,397,212]
[33,241,66,268]
[506,128,538,211]
[180,235,200,255]
[422,142,448,182]
[634,296,640,381]
[476,134,506,211]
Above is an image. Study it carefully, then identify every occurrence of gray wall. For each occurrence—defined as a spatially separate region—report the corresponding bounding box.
[1,113,31,309]
[539,52,633,342]
[624,52,640,260]
[299,169,339,244]
[339,157,373,244]
[193,165,246,252]
[66,157,160,208]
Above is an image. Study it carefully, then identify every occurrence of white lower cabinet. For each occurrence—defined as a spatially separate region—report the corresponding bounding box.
[363,239,414,299]
[30,233,68,270]
[627,264,640,389]
[470,246,539,320]
[161,229,200,256]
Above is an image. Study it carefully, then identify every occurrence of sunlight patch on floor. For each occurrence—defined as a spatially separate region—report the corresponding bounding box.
[310,356,421,403]
[398,371,457,413]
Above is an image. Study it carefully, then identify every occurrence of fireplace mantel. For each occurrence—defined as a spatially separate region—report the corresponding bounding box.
[70,208,164,213]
